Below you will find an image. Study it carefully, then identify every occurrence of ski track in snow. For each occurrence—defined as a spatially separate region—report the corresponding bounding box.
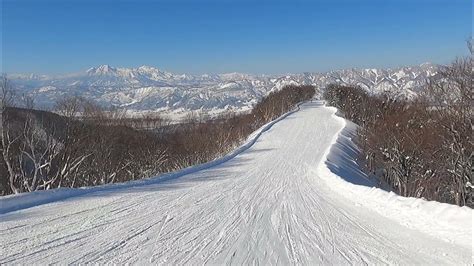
[0,101,471,264]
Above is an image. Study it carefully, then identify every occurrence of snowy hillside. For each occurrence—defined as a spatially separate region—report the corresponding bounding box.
[9,63,439,114]
[0,102,470,264]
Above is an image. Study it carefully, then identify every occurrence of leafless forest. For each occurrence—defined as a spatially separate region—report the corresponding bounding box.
[324,56,473,206]
[0,82,315,195]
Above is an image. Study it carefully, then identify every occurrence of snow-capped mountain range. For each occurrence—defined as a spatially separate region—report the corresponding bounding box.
[9,63,439,115]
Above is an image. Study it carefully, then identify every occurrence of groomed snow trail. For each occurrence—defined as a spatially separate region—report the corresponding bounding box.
[0,102,471,264]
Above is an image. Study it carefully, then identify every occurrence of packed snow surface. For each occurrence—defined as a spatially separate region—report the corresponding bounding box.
[0,102,471,264]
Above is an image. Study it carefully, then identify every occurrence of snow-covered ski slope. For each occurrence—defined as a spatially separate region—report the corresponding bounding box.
[1,101,472,264]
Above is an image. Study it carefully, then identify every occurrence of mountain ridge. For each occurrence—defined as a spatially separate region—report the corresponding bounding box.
[9,63,440,114]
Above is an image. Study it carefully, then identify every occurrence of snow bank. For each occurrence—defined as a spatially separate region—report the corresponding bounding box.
[0,103,306,215]
[317,106,473,249]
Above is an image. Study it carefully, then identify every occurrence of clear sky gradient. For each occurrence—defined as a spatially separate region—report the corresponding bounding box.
[1,0,472,74]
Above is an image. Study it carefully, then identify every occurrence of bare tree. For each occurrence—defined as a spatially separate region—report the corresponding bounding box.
[468,37,473,55]
[425,56,473,205]
[17,117,62,191]
[0,75,21,193]
[55,96,83,118]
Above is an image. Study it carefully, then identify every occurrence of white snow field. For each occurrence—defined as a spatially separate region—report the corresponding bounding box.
[0,101,472,264]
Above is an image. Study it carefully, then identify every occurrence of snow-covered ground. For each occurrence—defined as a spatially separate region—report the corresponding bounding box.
[0,102,471,264]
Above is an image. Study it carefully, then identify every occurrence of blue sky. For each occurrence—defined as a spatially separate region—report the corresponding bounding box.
[1,0,471,74]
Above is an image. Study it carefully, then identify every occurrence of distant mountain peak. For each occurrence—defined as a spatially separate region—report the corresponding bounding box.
[87,64,117,75]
